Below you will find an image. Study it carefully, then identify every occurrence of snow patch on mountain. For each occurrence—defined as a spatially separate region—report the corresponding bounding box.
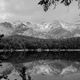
[60,21,78,31]
[0,20,80,39]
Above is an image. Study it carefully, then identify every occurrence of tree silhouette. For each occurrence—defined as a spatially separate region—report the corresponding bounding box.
[38,0,79,11]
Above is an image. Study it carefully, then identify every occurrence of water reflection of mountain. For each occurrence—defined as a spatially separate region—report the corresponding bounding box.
[0,38,80,80]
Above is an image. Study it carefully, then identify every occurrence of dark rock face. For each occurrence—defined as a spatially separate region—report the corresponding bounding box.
[0,22,13,29]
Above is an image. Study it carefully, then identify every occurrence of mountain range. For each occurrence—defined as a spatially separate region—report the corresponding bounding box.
[0,20,80,39]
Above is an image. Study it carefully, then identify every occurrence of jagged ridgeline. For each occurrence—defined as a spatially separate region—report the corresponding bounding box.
[0,35,80,63]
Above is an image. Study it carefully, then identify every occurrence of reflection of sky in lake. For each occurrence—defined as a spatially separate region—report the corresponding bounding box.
[0,0,80,24]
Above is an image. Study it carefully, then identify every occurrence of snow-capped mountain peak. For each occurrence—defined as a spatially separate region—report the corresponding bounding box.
[0,20,80,39]
[60,21,77,31]
[36,23,51,32]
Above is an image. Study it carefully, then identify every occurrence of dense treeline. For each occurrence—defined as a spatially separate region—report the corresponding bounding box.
[0,50,80,63]
[0,35,80,62]
[0,35,80,49]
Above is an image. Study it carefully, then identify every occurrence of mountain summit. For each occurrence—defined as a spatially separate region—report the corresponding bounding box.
[0,20,80,39]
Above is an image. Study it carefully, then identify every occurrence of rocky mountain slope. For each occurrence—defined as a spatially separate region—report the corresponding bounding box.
[0,20,80,39]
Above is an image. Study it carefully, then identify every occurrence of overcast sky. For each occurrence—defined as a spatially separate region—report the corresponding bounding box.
[0,0,80,24]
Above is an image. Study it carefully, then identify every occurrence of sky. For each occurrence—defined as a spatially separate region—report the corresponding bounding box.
[0,0,80,24]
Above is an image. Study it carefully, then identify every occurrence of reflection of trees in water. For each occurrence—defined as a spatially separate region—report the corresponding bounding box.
[0,34,80,80]
[0,34,4,40]
[19,67,32,80]
[0,60,80,80]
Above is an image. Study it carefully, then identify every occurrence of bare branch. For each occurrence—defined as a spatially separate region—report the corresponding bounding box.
[38,0,77,12]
